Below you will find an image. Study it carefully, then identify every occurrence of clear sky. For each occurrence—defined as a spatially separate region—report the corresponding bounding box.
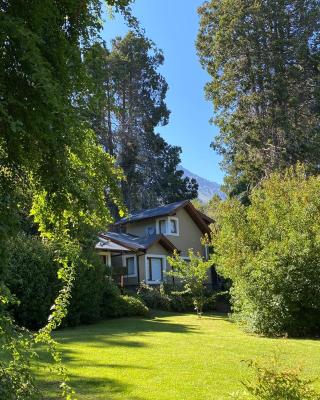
[102,0,224,184]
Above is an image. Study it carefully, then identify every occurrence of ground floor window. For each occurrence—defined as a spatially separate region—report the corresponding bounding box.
[124,255,137,277]
[147,257,164,283]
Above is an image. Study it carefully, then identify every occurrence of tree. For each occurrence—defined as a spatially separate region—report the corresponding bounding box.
[85,34,198,211]
[0,1,130,398]
[167,249,213,316]
[213,164,320,336]
[197,0,320,199]
[193,194,222,221]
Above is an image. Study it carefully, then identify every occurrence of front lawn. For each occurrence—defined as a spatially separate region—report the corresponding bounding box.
[37,312,320,399]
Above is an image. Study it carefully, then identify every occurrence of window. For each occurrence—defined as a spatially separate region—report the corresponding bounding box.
[159,219,167,234]
[147,257,163,282]
[125,256,136,276]
[156,217,179,236]
[146,225,156,236]
[168,217,179,236]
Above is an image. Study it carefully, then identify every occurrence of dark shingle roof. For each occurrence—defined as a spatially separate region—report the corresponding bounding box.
[95,237,131,252]
[114,200,188,225]
[100,231,177,252]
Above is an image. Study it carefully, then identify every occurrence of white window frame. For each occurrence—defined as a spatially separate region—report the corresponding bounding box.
[168,217,179,236]
[123,254,137,277]
[156,216,180,236]
[98,252,111,266]
[145,254,167,284]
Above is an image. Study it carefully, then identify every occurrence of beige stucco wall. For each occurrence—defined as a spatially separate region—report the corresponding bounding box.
[126,220,156,237]
[165,207,205,257]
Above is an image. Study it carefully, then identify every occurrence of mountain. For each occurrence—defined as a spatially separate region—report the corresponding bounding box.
[180,166,225,203]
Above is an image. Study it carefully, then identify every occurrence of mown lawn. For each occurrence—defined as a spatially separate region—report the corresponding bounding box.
[37,312,320,400]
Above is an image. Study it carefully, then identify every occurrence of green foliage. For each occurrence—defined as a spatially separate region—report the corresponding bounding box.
[213,165,320,336]
[137,282,172,311]
[103,293,149,318]
[6,234,60,329]
[233,357,320,400]
[197,0,320,198]
[167,250,213,316]
[0,1,133,397]
[137,281,217,313]
[64,254,111,327]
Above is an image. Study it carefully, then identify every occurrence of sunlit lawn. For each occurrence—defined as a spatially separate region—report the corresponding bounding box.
[37,312,320,400]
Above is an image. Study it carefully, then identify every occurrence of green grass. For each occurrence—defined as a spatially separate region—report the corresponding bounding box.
[37,312,320,400]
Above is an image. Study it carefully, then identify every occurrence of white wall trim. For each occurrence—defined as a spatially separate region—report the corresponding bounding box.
[168,216,180,236]
[123,254,137,277]
[155,216,180,236]
[144,254,167,285]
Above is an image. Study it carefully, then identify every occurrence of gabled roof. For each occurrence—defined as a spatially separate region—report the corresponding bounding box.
[114,200,213,235]
[95,237,131,252]
[114,200,188,225]
[100,232,177,253]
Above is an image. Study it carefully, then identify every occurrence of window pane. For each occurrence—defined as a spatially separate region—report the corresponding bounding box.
[146,226,155,236]
[126,257,135,275]
[170,219,177,234]
[159,220,166,234]
[148,258,162,281]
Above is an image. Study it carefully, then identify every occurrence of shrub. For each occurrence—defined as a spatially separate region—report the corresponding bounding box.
[233,358,320,400]
[137,282,171,311]
[138,282,218,313]
[6,234,145,329]
[103,294,148,318]
[167,250,214,316]
[6,234,60,329]
[64,252,109,327]
[214,165,320,336]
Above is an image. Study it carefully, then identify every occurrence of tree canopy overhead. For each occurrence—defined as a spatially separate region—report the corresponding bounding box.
[85,32,198,212]
[197,0,320,198]
[0,1,131,398]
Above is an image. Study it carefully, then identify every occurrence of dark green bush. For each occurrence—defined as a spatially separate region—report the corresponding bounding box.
[6,234,60,329]
[6,234,147,329]
[103,294,148,318]
[63,252,109,327]
[214,166,320,336]
[138,282,218,313]
[137,282,171,311]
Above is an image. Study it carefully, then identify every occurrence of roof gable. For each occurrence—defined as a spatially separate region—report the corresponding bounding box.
[114,200,212,235]
[100,232,177,253]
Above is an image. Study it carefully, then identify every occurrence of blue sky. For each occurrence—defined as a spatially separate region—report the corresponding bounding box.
[102,0,224,184]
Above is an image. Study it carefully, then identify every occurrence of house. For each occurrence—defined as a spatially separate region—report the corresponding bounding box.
[96,200,218,288]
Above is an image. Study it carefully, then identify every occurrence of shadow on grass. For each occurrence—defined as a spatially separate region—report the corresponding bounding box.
[40,374,145,400]
[54,313,202,346]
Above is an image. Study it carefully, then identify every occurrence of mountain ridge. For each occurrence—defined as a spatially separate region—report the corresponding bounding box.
[180,166,225,203]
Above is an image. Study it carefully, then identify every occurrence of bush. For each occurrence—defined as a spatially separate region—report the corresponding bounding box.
[138,282,218,313]
[6,234,60,329]
[137,282,171,311]
[6,234,146,329]
[63,252,110,327]
[232,358,320,400]
[103,294,148,318]
[214,165,320,336]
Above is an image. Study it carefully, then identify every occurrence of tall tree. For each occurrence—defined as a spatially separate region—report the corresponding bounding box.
[0,1,130,397]
[197,0,320,198]
[85,33,198,211]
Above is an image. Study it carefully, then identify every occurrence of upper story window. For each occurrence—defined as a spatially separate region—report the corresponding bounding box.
[159,219,167,234]
[145,225,156,236]
[170,218,178,234]
[156,217,179,236]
